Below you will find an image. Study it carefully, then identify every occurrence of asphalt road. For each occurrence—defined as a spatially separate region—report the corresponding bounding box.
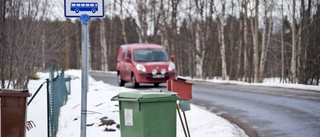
[90,72,320,137]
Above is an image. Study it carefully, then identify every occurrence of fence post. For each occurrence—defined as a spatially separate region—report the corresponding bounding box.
[46,78,50,137]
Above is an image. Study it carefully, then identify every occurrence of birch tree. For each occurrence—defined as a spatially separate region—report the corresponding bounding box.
[170,0,180,74]
[137,0,148,43]
[194,0,205,78]
[297,0,311,84]
[290,0,297,83]
[259,0,273,82]
[253,0,260,83]
[216,0,228,80]
[243,0,249,82]
[171,0,179,47]
[160,0,169,50]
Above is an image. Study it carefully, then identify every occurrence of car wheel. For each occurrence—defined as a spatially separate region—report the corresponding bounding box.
[131,74,139,88]
[117,73,125,87]
[154,83,160,87]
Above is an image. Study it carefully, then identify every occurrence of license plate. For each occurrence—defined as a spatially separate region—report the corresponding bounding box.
[152,75,165,78]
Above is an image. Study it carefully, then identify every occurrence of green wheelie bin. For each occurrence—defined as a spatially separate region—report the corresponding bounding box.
[111,90,179,137]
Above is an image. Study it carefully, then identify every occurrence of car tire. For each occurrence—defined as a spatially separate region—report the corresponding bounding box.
[132,74,139,88]
[117,73,125,87]
[154,83,160,87]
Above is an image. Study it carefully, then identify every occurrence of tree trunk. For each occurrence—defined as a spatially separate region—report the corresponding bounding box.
[243,0,249,82]
[281,1,285,83]
[195,0,203,78]
[259,0,273,82]
[304,0,311,84]
[64,21,70,69]
[171,0,178,74]
[195,19,203,78]
[137,0,148,43]
[100,19,108,71]
[290,0,297,83]
[41,32,46,69]
[253,0,260,83]
[120,0,128,44]
[297,0,304,83]
[0,0,6,88]
[218,0,227,80]
[76,21,81,69]
[160,0,169,50]
[228,0,235,80]
[236,0,243,80]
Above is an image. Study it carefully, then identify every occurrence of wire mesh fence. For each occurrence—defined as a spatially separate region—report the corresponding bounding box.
[47,65,71,137]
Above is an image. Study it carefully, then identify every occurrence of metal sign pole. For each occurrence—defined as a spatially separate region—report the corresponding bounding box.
[64,1,104,136]
[80,14,89,137]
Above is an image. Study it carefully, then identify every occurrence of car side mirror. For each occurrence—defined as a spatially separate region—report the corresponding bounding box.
[125,57,131,63]
[170,55,175,62]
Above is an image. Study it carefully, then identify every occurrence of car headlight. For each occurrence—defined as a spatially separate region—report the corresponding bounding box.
[136,64,146,72]
[168,62,175,71]
[161,69,166,75]
[152,69,157,75]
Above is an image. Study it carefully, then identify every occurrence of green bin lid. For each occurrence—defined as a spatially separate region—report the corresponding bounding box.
[111,90,179,102]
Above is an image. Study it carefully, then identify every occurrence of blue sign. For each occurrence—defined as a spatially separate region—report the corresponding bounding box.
[64,0,104,18]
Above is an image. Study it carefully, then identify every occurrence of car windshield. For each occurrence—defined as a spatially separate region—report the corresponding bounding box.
[133,49,169,62]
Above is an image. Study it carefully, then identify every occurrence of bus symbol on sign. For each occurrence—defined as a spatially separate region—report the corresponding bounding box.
[71,2,98,13]
[64,0,104,18]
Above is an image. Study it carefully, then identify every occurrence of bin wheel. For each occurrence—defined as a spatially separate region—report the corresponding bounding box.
[117,73,125,86]
[132,74,139,88]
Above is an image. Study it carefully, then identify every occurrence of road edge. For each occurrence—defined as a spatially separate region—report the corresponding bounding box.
[219,113,259,137]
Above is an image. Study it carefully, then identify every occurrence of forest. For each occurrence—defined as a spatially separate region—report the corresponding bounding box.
[0,0,319,89]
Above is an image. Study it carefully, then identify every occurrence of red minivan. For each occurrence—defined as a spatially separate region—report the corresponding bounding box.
[117,43,176,88]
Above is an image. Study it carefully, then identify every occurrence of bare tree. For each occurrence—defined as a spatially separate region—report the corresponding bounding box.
[290,0,297,83]
[243,0,249,82]
[216,0,228,80]
[194,0,205,78]
[281,0,285,83]
[160,0,169,50]
[297,0,312,84]
[227,0,235,80]
[2,0,61,88]
[0,0,7,88]
[119,0,128,44]
[259,0,274,82]
[253,0,260,83]
[236,0,244,80]
[64,19,71,69]
[100,18,108,71]
[137,0,148,43]
[170,0,179,54]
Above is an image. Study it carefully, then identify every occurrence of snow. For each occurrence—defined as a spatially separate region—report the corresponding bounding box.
[190,77,320,92]
[26,70,319,137]
[26,70,245,137]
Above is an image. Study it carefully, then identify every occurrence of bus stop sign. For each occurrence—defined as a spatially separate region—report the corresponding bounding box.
[64,0,104,18]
